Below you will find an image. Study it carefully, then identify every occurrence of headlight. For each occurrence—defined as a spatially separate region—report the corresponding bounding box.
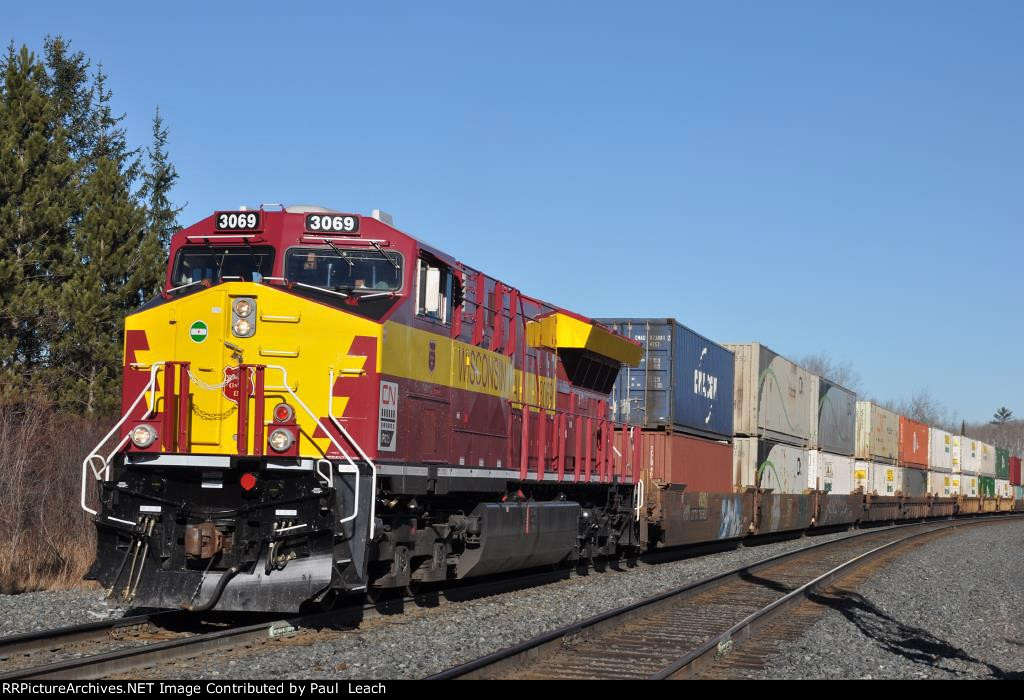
[131,424,158,448]
[233,298,254,318]
[268,428,295,452]
[232,317,253,337]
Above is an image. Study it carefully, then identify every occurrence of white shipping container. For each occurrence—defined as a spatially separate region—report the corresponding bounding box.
[727,343,811,445]
[978,441,996,476]
[855,402,898,462]
[733,437,808,494]
[958,472,979,498]
[928,428,953,471]
[951,436,981,473]
[927,469,955,497]
[996,479,1012,498]
[807,450,854,494]
[853,460,899,496]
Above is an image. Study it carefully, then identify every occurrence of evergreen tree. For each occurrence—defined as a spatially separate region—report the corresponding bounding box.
[141,107,182,252]
[0,45,76,398]
[50,156,148,414]
[992,407,1013,424]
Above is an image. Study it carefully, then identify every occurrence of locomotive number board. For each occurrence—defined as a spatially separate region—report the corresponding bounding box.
[214,211,262,231]
[305,213,360,234]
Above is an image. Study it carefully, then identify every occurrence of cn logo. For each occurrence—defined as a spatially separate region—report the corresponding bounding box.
[378,381,399,452]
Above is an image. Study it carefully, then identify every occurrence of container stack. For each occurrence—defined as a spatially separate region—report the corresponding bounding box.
[995,448,1011,499]
[978,441,996,498]
[805,375,856,494]
[952,436,980,498]
[725,343,811,493]
[855,402,899,496]
[927,427,955,497]
[1011,456,1023,503]
[599,319,735,494]
[898,416,929,497]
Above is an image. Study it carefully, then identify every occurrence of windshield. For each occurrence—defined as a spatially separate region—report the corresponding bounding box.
[171,246,276,288]
[285,247,402,292]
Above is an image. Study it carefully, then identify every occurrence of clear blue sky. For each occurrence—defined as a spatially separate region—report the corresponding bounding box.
[8,1,1022,423]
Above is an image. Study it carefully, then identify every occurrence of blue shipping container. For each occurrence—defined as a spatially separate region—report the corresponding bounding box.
[596,318,734,439]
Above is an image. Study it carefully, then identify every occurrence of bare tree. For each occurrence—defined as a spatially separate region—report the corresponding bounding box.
[799,353,862,392]
[878,389,960,433]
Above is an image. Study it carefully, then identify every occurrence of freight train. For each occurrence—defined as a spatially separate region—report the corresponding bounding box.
[82,206,1024,612]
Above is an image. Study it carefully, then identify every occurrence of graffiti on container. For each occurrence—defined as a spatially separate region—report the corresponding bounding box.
[757,459,781,491]
[757,362,803,435]
[681,492,709,522]
[718,497,745,539]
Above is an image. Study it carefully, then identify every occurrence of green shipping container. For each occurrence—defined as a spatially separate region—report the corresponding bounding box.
[996,448,1010,479]
[979,475,996,498]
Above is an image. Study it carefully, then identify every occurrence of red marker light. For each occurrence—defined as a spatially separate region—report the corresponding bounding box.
[272,403,294,423]
[240,473,258,491]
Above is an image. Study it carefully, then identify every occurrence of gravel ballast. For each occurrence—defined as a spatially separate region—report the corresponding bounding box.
[756,519,1024,680]
[148,528,864,679]
[0,588,129,637]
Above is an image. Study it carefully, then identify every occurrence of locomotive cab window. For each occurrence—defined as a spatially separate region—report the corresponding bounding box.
[171,246,276,290]
[285,247,403,292]
[416,258,454,324]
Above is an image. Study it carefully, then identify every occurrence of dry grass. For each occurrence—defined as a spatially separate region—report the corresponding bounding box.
[0,402,108,593]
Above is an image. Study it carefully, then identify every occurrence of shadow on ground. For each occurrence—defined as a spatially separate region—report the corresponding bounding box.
[808,588,1023,679]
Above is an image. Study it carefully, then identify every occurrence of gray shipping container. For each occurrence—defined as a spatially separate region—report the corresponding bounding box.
[855,401,898,463]
[726,343,811,446]
[809,375,856,455]
[598,318,734,439]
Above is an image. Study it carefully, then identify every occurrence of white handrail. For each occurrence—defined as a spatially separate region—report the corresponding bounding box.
[81,363,165,515]
[263,365,364,529]
[328,369,378,539]
[635,477,645,522]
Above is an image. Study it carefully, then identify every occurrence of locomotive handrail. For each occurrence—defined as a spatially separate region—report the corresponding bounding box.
[328,369,378,539]
[81,363,165,515]
[263,365,370,533]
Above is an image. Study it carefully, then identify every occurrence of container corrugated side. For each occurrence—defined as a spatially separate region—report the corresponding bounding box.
[951,436,981,473]
[901,467,928,497]
[855,402,898,462]
[898,416,929,468]
[637,430,733,493]
[733,437,808,494]
[957,473,979,498]
[929,428,953,470]
[600,319,734,439]
[996,478,1012,498]
[855,460,899,496]
[927,470,955,497]
[809,375,855,455]
[979,475,996,498]
[1011,456,1022,486]
[979,442,996,476]
[726,343,810,446]
[995,448,1010,479]
[807,450,854,494]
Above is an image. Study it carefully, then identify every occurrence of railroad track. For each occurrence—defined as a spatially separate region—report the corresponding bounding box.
[0,562,577,680]
[429,514,1023,680]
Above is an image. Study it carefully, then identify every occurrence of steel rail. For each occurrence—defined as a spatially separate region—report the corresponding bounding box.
[428,514,1023,680]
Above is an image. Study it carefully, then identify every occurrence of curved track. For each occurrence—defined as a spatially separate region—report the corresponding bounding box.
[428,514,1022,680]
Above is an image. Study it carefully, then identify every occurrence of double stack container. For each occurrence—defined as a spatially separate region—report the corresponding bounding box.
[854,460,900,496]
[979,442,996,477]
[725,343,811,494]
[928,427,954,497]
[806,375,856,494]
[1011,455,1022,486]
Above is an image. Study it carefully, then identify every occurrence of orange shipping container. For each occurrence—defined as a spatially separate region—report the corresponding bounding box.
[899,416,929,469]
[640,431,733,493]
